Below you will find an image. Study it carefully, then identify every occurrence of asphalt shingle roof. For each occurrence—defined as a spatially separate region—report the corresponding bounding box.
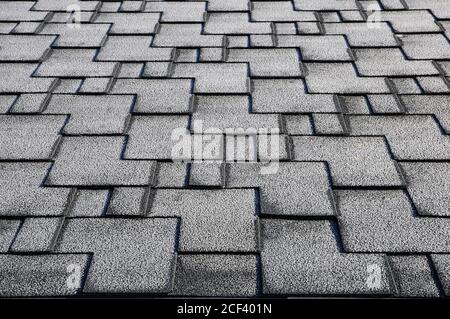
[0,0,450,298]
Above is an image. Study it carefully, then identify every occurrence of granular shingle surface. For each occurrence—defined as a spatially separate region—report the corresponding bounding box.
[0,0,449,298]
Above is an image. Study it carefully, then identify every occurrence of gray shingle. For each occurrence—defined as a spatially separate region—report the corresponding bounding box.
[69,189,109,217]
[78,78,114,94]
[125,115,189,160]
[94,12,160,34]
[189,162,224,187]
[173,254,257,296]
[0,63,56,93]
[0,95,16,113]
[9,93,50,113]
[416,77,449,93]
[431,255,450,296]
[47,136,156,186]
[145,2,205,22]
[293,0,358,10]
[205,13,271,34]
[44,95,133,134]
[312,113,347,135]
[0,254,90,296]
[154,24,223,47]
[324,22,397,47]
[292,136,403,186]
[227,48,301,77]
[389,78,421,94]
[304,63,390,93]
[251,79,337,113]
[0,35,54,61]
[40,23,110,47]
[226,162,334,216]
[401,95,450,133]
[55,218,178,293]
[0,2,49,21]
[206,0,248,11]
[149,189,257,252]
[0,220,21,252]
[0,115,65,160]
[284,115,313,134]
[277,35,351,61]
[400,34,450,60]
[33,0,99,11]
[261,219,392,295]
[107,187,150,216]
[336,190,450,252]
[11,217,62,252]
[172,63,248,93]
[111,79,193,113]
[0,163,71,216]
[404,0,450,19]
[347,115,450,160]
[155,162,188,188]
[401,162,450,217]
[35,49,119,78]
[389,256,439,297]
[367,94,403,114]
[252,2,316,22]
[97,36,174,61]
[379,10,440,33]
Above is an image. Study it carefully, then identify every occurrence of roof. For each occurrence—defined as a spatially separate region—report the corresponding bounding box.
[0,0,450,298]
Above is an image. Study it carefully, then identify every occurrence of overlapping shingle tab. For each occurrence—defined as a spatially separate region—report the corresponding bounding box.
[0,0,450,298]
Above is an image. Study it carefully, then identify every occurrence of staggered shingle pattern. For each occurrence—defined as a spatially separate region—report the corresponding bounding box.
[0,0,450,298]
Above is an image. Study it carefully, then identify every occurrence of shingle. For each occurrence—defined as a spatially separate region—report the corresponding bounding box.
[0,115,65,160]
[155,162,188,188]
[227,162,334,216]
[94,12,160,34]
[339,96,371,114]
[172,63,248,93]
[304,63,390,93]
[118,62,144,78]
[339,11,364,22]
[12,22,44,34]
[78,78,113,94]
[189,162,224,187]
[199,48,223,62]
[204,13,271,34]
[292,136,402,186]
[0,220,21,252]
[354,48,438,76]
[142,62,171,77]
[69,189,109,217]
[277,35,351,61]
[110,79,193,113]
[35,49,119,78]
[251,2,316,22]
[389,256,439,297]
[39,23,110,47]
[250,34,274,47]
[404,0,450,19]
[100,2,121,12]
[0,254,90,296]
[389,78,421,94]
[0,23,17,34]
[125,116,190,160]
[283,115,313,134]
[47,136,156,186]
[206,0,248,11]
[227,48,301,77]
[33,0,99,11]
[367,94,403,114]
[431,255,450,296]
[401,162,450,217]
[0,2,49,21]
[226,35,249,48]
[380,0,405,9]
[120,0,144,12]
[173,255,257,296]
[261,219,392,295]
[319,12,341,22]
[55,218,178,293]
[192,95,279,133]
[416,77,449,93]
[0,95,17,113]
[145,2,206,22]
[154,24,223,47]
[251,79,337,113]
[293,0,358,10]
[48,11,95,24]
[324,22,397,47]
[107,187,150,216]
[312,113,347,135]
[379,10,440,33]
[347,115,450,160]
[53,79,83,94]
[44,95,133,134]
[296,22,321,34]
[11,217,62,252]
[149,189,257,252]
[175,49,199,62]
[0,163,71,217]
[400,34,450,60]
[97,36,174,61]
[336,190,450,252]
[9,93,50,113]
[0,63,56,93]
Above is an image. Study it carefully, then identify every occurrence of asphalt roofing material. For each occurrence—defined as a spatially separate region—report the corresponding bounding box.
[0,0,450,298]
